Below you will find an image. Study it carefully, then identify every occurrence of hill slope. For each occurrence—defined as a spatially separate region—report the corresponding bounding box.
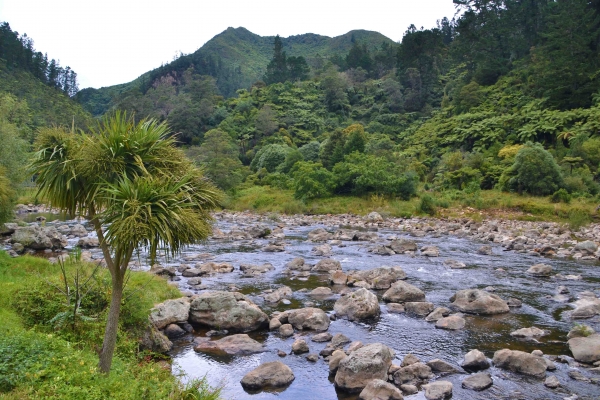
[76,27,395,116]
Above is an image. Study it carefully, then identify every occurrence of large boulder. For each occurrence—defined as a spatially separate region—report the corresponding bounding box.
[348,266,407,290]
[568,334,600,363]
[312,258,342,272]
[149,298,190,329]
[450,289,509,315]
[334,288,380,321]
[263,286,292,303]
[334,343,395,393]
[11,226,67,250]
[193,334,264,355]
[240,361,295,390]
[140,324,172,353]
[383,281,426,303]
[461,349,490,372]
[308,228,332,242]
[435,315,466,330]
[189,291,268,332]
[462,373,493,391]
[492,349,546,377]
[393,362,433,386]
[404,302,434,317]
[281,307,330,331]
[423,381,452,400]
[359,379,404,400]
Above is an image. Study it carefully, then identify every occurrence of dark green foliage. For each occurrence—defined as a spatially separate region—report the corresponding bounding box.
[551,188,571,203]
[278,149,304,173]
[417,194,437,215]
[250,144,293,172]
[500,143,564,196]
[298,141,321,162]
[292,161,336,199]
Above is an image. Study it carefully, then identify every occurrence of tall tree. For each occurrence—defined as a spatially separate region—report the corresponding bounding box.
[264,35,289,84]
[31,112,221,374]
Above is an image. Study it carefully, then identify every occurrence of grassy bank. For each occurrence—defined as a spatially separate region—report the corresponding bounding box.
[0,251,221,399]
[225,186,599,228]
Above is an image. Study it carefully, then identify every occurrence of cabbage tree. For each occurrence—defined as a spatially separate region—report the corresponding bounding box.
[31,112,221,373]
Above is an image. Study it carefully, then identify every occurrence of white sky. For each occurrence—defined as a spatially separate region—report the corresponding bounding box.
[0,0,459,90]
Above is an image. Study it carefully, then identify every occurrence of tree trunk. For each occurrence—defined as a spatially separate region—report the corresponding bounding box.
[98,272,124,374]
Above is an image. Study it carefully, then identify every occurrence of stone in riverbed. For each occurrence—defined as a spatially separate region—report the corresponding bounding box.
[421,246,440,257]
[389,239,417,253]
[291,339,309,354]
[425,307,451,322]
[510,327,547,339]
[312,258,342,272]
[462,349,490,372]
[387,303,405,314]
[189,291,268,332]
[164,323,186,339]
[444,259,466,269]
[149,298,190,329]
[568,334,600,363]
[279,324,294,337]
[544,375,560,389]
[334,288,380,321]
[359,379,404,400]
[404,302,434,317]
[435,315,465,330]
[334,343,395,393]
[329,349,347,373]
[574,240,598,255]
[492,349,546,377]
[427,359,461,374]
[423,381,452,400]
[330,270,348,285]
[310,287,333,297]
[194,334,264,355]
[347,266,407,290]
[263,286,292,303]
[462,373,493,391]
[527,263,553,277]
[393,362,433,386]
[240,361,295,390]
[280,307,330,331]
[450,289,509,315]
[382,281,426,303]
[477,245,493,255]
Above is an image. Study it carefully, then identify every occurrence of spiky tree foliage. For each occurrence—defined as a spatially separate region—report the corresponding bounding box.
[31,112,222,374]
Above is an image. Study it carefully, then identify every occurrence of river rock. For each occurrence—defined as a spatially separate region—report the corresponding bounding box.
[382,281,426,303]
[423,381,452,400]
[196,261,235,274]
[425,307,451,322]
[150,298,190,329]
[402,353,420,366]
[421,246,440,257]
[312,332,333,342]
[240,361,295,390]
[366,211,384,222]
[262,242,285,252]
[393,362,434,386]
[334,343,395,393]
[568,334,600,363]
[507,298,523,308]
[477,245,493,255]
[312,258,342,272]
[164,323,186,339]
[567,324,595,339]
[292,339,309,354]
[450,289,509,314]
[527,263,553,277]
[359,379,404,400]
[389,239,417,253]
[189,291,268,332]
[462,372,493,391]
[11,226,67,250]
[334,288,380,321]
[247,225,271,238]
[462,349,490,371]
[140,324,172,353]
[279,324,294,337]
[435,315,465,330]
[492,349,546,377]
[404,302,434,317]
[544,375,560,389]
[444,259,466,269]
[331,333,351,348]
[510,327,547,338]
[427,359,461,374]
[1,222,18,236]
[348,266,407,289]
[313,243,332,256]
[77,237,99,248]
[282,307,330,331]
[286,257,310,271]
[269,318,282,330]
[310,287,333,297]
[399,384,418,395]
[194,334,264,355]
[69,224,88,237]
[330,270,348,285]
[182,268,203,277]
[574,240,598,255]
[329,349,347,373]
[308,228,331,242]
[263,286,292,303]
[387,303,405,313]
[240,263,274,275]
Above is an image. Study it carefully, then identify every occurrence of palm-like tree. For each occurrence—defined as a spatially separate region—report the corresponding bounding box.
[31,113,222,373]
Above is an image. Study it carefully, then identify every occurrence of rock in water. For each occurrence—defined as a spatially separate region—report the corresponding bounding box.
[382,281,426,303]
[348,266,407,289]
[462,349,490,371]
[312,258,342,272]
[359,379,404,400]
[492,349,546,377]
[450,289,509,314]
[189,291,268,332]
[510,327,547,339]
[334,288,380,321]
[423,381,452,400]
[283,307,331,331]
[568,334,600,363]
[527,263,553,277]
[291,339,309,354]
[435,315,466,330]
[393,362,434,386]
[194,334,264,355]
[462,373,493,391]
[334,343,395,393]
[240,361,295,390]
[149,298,190,329]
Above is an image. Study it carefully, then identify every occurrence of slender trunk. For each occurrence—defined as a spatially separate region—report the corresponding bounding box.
[98,271,124,374]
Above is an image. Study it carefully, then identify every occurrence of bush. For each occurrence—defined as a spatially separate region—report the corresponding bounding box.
[298,141,321,162]
[499,142,564,196]
[568,208,591,231]
[292,161,336,200]
[551,188,571,203]
[417,194,437,215]
[250,144,293,172]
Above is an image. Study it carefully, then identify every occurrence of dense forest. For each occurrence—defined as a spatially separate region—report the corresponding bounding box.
[2,0,600,222]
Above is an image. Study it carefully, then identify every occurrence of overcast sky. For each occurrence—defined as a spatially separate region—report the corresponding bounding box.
[0,0,459,90]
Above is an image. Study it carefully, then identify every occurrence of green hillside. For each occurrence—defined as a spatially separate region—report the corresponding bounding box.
[76,28,395,115]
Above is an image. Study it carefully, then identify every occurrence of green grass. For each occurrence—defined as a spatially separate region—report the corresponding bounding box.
[0,251,221,400]
[226,186,599,227]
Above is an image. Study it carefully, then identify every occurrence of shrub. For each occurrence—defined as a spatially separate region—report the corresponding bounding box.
[551,188,571,203]
[499,142,564,196]
[568,208,591,231]
[292,161,336,200]
[298,141,321,162]
[250,144,293,172]
[417,194,437,215]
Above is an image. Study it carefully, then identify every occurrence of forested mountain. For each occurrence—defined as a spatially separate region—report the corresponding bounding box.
[75,27,395,115]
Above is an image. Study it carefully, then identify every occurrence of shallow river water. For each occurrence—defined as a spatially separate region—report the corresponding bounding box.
[154,216,600,400]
